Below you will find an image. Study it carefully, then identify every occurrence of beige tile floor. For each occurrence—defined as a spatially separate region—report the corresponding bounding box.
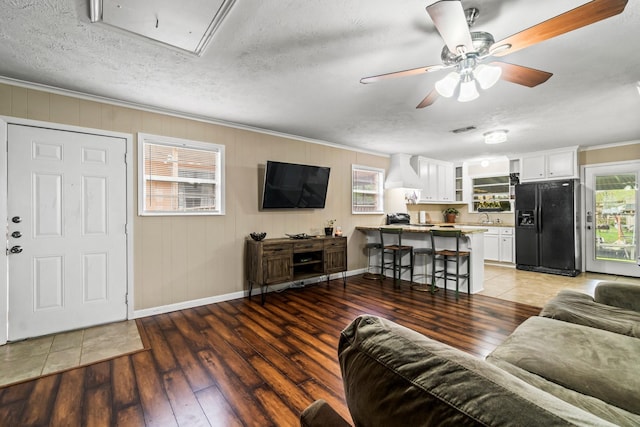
[479,264,640,308]
[0,320,143,387]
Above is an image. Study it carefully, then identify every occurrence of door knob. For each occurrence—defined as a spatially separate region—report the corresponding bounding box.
[11,231,22,238]
[12,216,21,223]
[10,246,22,254]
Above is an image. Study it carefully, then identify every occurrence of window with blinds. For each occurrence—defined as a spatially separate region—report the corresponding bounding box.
[138,134,225,215]
[352,165,384,214]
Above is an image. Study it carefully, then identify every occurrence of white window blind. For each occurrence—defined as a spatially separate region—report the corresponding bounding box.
[352,165,384,214]
[138,134,225,215]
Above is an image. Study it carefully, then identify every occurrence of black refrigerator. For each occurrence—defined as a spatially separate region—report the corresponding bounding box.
[515,180,581,276]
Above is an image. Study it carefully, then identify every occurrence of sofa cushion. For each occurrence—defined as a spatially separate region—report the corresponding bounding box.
[540,289,640,337]
[338,315,615,426]
[595,281,640,312]
[487,316,640,416]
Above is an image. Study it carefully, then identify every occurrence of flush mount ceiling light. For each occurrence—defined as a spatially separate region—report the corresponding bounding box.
[483,130,509,144]
[89,0,235,56]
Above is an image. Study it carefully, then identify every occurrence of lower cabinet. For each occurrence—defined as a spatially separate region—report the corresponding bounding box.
[483,227,514,263]
[246,236,347,303]
[262,244,293,284]
[499,228,514,263]
[325,237,347,274]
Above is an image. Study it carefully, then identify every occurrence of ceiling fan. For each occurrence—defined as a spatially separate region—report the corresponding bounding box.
[360,0,628,108]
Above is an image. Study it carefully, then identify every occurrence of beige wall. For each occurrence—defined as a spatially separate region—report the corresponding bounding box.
[579,143,640,165]
[0,83,388,311]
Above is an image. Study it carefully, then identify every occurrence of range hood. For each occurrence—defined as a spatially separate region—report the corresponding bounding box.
[385,153,422,190]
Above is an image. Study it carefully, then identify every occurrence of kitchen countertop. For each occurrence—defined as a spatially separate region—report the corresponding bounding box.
[355,224,488,234]
[454,222,515,227]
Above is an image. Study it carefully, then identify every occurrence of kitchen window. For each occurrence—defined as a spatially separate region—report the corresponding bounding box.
[352,165,384,214]
[472,175,512,212]
[138,133,225,215]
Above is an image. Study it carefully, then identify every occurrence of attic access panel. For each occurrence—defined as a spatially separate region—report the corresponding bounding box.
[98,0,234,55]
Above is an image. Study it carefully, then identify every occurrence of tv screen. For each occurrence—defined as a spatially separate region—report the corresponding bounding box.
[261,161,330,209]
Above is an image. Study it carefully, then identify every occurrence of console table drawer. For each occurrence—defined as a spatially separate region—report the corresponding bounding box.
[293,240,324,252]
[324,237,346,248]
[262,244,293,256]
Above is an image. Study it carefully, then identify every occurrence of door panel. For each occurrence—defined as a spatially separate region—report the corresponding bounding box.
[7,124,128,340]
[515,183,539,266]
[539,181,575,271]
[584,163,639,277]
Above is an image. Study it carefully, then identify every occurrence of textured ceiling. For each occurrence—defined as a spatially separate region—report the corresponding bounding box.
[1,0,639,161]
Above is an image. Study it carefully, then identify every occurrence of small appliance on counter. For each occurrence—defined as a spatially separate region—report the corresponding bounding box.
[386,213,411,225]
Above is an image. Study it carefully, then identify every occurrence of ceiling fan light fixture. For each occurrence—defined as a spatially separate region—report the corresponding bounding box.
[483,130,509,144]
[458,77,479,102]
[435,71,460,98]
[474,64,502,90]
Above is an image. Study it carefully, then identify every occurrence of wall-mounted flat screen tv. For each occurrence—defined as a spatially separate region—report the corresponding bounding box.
[261,161,331,209]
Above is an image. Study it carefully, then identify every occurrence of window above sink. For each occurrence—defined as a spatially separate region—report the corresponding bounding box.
[472,175,514,213]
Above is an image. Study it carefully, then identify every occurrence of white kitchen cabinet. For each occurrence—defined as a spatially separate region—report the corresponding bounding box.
[520,148,578,182]
[483,227,514,263]
[520,155,546,181]
[483,229,500,261]
[499,228,514,263]
[410,156,455,202]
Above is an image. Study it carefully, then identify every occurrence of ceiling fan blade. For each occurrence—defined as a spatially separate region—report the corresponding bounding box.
[360,64,446,84]
[426,0,474,54]
[493,62,553,87]
[416,89,439,109]
[491,0,628,57]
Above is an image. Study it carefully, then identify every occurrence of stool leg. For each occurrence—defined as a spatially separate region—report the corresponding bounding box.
[467,255,471,295]
[455,254,460,300]
[409,248,414,285]
[393,250,398,287]
[430,254,436,294]
[443,256,448,293]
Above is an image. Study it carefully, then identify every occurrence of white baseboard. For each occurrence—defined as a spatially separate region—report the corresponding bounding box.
[132,268,364,319]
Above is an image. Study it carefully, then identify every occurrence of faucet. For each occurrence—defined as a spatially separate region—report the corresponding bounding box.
[480,213,491,224]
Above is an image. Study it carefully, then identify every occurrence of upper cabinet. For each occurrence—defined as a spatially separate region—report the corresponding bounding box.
[410,156,455,202]
[519,147,578,182]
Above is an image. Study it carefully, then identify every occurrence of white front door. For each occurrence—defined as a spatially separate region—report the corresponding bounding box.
[584,162,639,277]
[7,124,128,340]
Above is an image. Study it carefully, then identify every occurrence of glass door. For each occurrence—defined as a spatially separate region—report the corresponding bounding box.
[584,162,639,277]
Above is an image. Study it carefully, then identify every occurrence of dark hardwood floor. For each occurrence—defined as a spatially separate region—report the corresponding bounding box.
[0,275,540,426]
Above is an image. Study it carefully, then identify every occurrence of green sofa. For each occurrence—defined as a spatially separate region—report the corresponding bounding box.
[300,281,640,426]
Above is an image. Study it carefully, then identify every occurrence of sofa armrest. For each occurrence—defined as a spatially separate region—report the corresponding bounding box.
[594,281,640,312]
[300,400,352,427]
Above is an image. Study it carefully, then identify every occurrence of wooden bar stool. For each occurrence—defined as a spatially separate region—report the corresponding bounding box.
[379,228,413,287]
[363,242,383,280]
[432,230,471,299]
[411,232,437,294]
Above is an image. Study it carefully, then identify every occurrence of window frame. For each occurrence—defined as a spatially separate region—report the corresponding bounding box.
[137,133,225,216]
[471,174,511,213]
[352,164,385,215]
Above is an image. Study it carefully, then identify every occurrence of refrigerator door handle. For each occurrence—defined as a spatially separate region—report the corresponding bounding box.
[536,205,541,233]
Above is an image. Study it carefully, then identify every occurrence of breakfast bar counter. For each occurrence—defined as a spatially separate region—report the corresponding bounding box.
[356,225,488,293]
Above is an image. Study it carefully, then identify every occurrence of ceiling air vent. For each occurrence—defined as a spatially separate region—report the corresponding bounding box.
[89,0,235,56]
[451,126,477,134]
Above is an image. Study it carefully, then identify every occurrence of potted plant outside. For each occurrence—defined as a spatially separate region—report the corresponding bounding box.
[443,207,459,223]
[325,219,336,236]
